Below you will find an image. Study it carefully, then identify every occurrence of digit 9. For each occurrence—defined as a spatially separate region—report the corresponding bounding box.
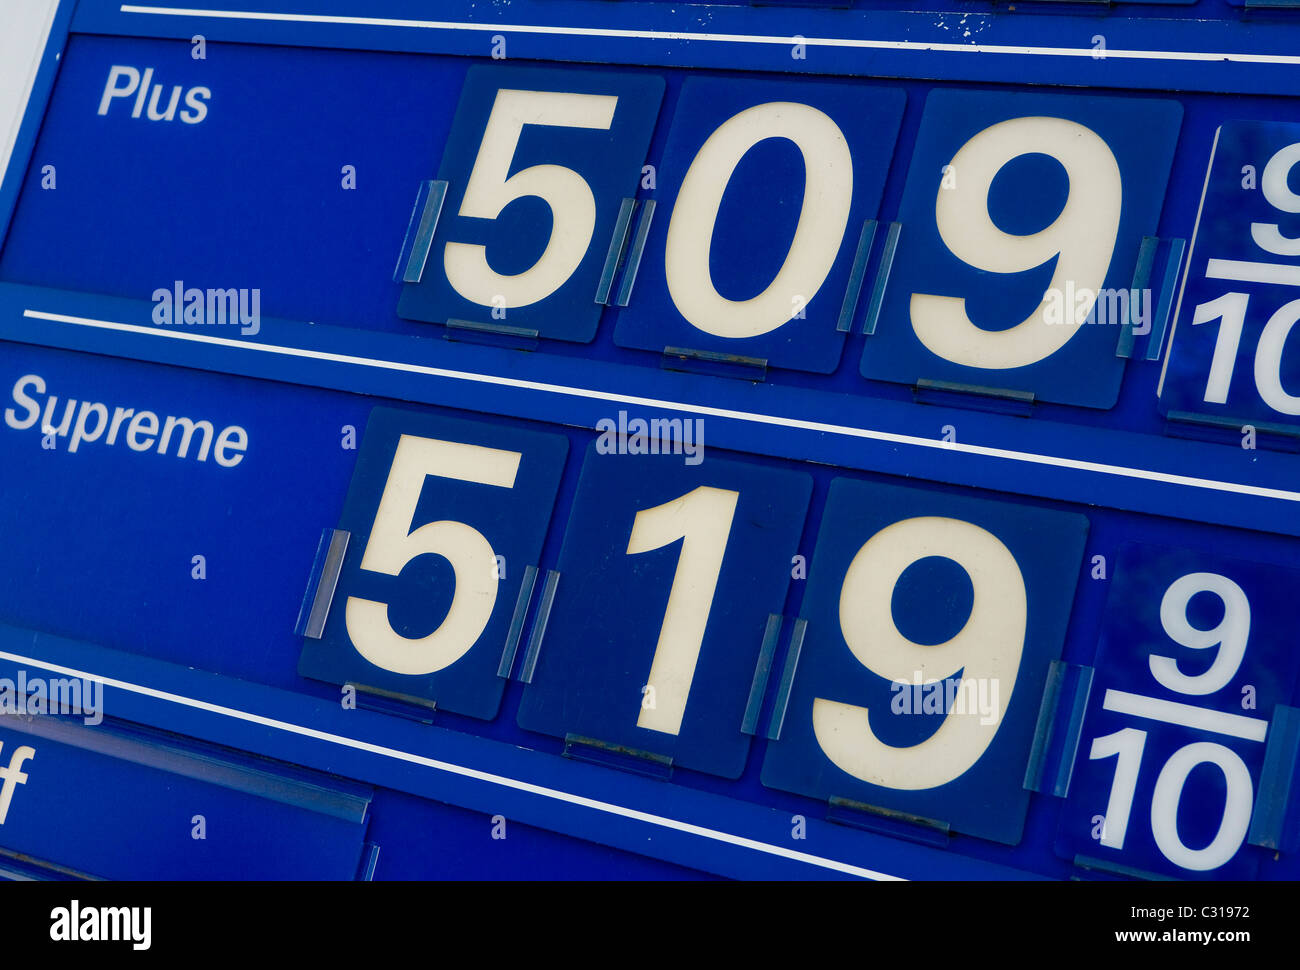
[813,516,1026,790]
[912,117,1122,369]
[1150,571,1250,697]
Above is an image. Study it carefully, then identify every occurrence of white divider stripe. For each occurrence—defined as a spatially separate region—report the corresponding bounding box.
[119,4,1300,66]
[24,307,1300,504]
[0,646,900,880]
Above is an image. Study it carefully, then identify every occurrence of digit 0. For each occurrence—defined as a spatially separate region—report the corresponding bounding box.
[663,102,853,339]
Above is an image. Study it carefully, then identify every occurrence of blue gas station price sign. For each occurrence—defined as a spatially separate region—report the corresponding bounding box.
[861,89,1182,409]
[1161,120,1300,432]
[1056,542,1300,879]
[9,0,1300,885]
[298,407,569,720]
[762,477,1088,845]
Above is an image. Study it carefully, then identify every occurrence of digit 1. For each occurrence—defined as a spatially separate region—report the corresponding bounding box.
[629,485,739,736]
[1190,292,1248,405]
[1088,727,1147,850]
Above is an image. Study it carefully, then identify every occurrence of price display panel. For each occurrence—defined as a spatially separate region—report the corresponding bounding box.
[297,407,569,720]
[612,76,905,373]
[515,443,812,778]
[397,65,666,342]
[761,477,1088,846]
[1056,543,1300,880]
[2,0,1300,882]
[859,88,1182,409]
[1161,120,1300,434]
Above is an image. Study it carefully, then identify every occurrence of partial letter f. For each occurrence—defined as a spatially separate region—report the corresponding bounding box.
[0,743,34,824]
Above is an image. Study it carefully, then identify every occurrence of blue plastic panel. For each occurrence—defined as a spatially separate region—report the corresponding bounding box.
[1160,119,1300,431]
[0,714,370,880]
[517,442,811,778]
[1055,542,1300,879]
[398,64,665,341]
[860,88,1182,408]
[298,407,568,719]
[613,76,905,372]
[762,476,1089,845]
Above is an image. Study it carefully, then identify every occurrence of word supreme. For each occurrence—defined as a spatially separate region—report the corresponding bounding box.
[3,373,249,467]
